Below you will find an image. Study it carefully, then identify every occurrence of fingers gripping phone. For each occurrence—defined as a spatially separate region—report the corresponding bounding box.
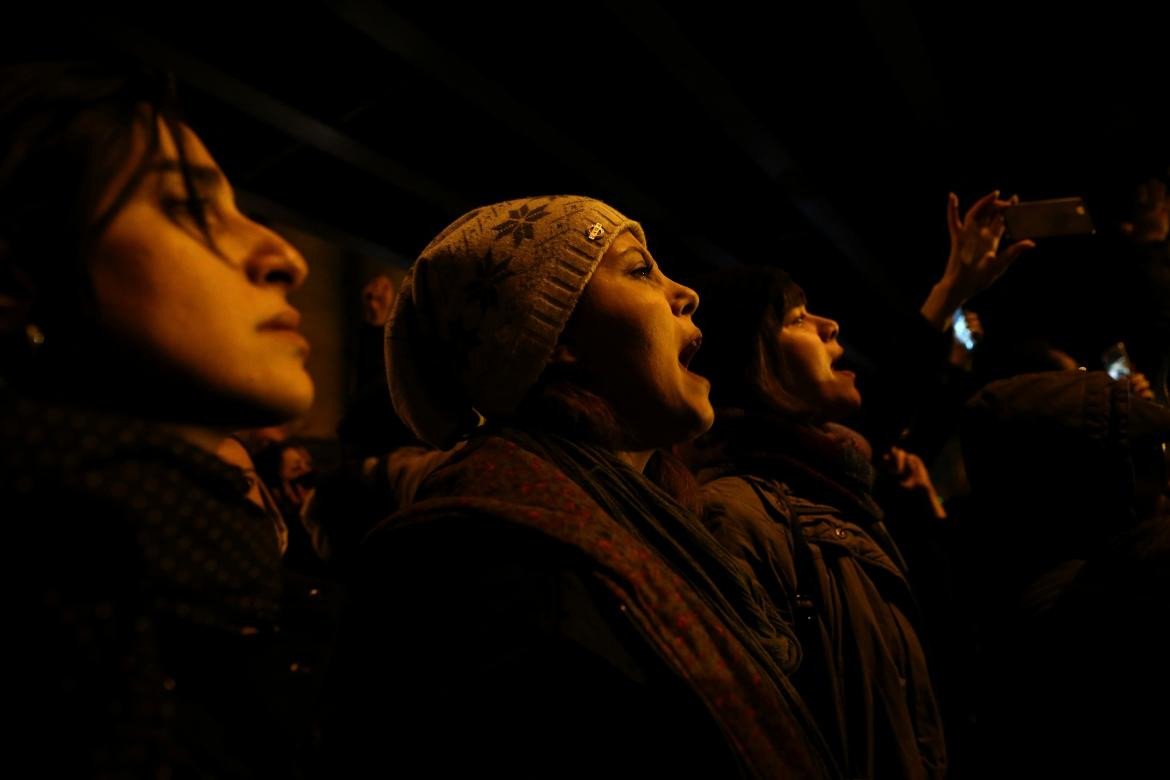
[1004,197,1096,240]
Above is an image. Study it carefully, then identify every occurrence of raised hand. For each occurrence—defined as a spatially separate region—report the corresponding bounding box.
[922,191,1036,329]
[880,446,947,520]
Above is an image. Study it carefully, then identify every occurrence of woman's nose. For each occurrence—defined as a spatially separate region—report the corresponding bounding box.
[818,315,839,342]
[671,279,699,317]
[240,219,308,291]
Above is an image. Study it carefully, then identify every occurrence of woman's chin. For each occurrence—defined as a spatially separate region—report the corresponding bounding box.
[618,403,715,452]
[668,401,717,446]
[212,382,315,429]
[693,400,716,437]
[250,393,314,427]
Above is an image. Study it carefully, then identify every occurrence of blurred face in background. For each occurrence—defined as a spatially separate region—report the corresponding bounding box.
[215,436,289,553]
[277,444,315,510]
[361,274,396,325]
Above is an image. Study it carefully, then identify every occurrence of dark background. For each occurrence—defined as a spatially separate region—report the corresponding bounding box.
[6,0,1168,374]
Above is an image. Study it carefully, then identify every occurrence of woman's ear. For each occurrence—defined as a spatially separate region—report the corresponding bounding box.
[548,342,579,366]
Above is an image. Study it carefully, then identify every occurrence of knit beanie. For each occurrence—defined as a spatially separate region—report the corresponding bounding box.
[387,195,643,448]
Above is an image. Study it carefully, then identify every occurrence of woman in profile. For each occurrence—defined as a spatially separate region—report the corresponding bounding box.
[325,195,838,778]
[1,62,316,777]
[686,192,1030,779]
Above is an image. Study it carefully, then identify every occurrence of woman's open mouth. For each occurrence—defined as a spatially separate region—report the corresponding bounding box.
[679,335,702,371]
[831,354,856,379]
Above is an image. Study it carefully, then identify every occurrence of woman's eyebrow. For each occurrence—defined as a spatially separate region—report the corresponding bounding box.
[149,159,224,188]
[619,246,651,262]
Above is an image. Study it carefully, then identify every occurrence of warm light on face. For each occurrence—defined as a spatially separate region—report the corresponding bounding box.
[559,230,714,450]
[87,116,314,426]
[775,305,861,422]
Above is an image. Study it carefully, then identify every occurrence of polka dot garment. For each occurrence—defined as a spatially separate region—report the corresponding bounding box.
[4,394,294,778]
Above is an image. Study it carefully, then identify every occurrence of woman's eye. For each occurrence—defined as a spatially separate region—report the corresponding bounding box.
[630,261,654,278]
[162,196,213,222]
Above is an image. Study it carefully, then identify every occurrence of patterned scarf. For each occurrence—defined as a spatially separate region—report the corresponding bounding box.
[403,427,841,778]
[507,427,805,675]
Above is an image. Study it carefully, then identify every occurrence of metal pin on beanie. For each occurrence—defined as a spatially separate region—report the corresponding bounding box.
[386,196,645,448]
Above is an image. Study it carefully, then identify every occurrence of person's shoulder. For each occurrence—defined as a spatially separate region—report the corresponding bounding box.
[415,433,592,510]
[0,395,241,485]
[700,473,791,515]
[354,440,607,613]
[699,474,800,543]
[361,433,603,559]
[698,473,758,510]
[1,396,269,559]
[701,472,849,532]
[441,433,564,475]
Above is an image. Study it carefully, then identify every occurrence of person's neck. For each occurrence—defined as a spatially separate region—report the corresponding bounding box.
[163,423,231,455]
[614,449,653,473]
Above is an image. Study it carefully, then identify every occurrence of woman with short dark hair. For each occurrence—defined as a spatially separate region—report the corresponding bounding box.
[1,61,315,777]
[687,192,1030,779]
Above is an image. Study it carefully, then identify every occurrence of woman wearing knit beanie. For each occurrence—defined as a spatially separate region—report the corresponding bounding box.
[686,192,1031,779]
[324,196,838,778]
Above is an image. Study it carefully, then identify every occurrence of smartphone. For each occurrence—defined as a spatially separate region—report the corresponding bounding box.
[952,307,976,351]
[1004,197,1095,240]
[1102,342,1133,380]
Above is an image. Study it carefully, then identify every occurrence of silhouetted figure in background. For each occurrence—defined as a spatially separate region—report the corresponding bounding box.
[336,272,417,456]
[962,370,1169,777]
